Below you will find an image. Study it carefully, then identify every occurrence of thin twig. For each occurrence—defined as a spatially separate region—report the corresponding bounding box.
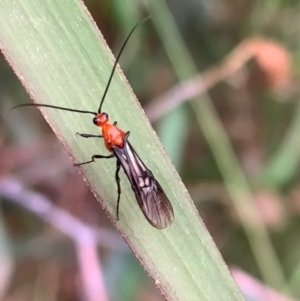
[145,43,253,122]
[0,178,129,301]
[0,178,126,251]
[231,268,296,301]
[76,241,109,301]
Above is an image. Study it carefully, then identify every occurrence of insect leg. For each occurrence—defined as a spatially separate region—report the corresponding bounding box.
[76,133,103,138]
[113,121,117,126]
[115,160,121,220]
[74,154,114,166]
[124,131,130,141]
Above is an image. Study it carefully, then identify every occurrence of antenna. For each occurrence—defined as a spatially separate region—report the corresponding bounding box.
[98,16,150,113]
[8,103,96,117]
[8,17,150,118]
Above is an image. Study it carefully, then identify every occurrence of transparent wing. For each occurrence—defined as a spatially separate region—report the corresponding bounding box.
[113,141,174,229]
[134,171,174,229]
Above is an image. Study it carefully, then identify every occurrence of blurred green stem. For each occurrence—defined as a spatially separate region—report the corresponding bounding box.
[287,260,300,295]
[145,0,287,291]
[257,102,300,187]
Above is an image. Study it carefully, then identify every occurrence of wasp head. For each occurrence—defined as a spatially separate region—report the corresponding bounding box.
[93,112,109,127]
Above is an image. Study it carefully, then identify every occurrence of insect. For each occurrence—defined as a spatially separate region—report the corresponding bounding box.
[9,18,174,229]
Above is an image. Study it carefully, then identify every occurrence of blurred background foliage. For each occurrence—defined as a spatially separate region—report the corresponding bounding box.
[1,0,300,300]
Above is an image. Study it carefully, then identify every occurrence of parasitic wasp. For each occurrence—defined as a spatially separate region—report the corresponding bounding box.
[9,18,174,229]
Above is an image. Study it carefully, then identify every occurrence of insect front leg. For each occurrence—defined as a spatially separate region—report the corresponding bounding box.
[74,154,114,166]
[115,160,121,220]
[76,133,103,138]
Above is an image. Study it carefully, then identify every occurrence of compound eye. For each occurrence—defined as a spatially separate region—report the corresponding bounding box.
[93,117,98,125]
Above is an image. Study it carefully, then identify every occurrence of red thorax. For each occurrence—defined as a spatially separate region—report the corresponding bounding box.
[93,112,125,151]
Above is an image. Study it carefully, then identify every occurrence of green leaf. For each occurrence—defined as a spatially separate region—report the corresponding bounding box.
[0,1,245,300]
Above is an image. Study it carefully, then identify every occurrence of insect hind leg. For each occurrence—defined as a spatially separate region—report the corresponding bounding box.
[124,131,130,141]
[115,160,121,220]
[74,154,114,166]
